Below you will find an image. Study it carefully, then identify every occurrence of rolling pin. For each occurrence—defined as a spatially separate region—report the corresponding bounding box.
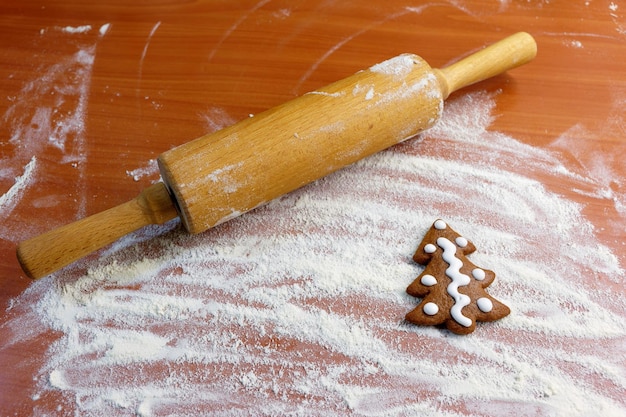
[17,32,537,279]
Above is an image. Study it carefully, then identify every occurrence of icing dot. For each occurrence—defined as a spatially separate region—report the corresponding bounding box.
[455,237,468,247]
[472,268,486,281]
[424,244,437,254]
[423,302,439,315]
[477,297,493,312]
[420,274,437,286]
[434,220,447,230]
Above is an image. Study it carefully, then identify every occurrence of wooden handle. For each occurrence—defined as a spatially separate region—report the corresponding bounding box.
[16,183,178,279]
[434,32,537,98]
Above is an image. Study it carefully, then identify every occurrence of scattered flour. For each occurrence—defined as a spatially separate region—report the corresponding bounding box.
[126,159,160,182]
[566,39,584,48]
[1,21,113,245]
[99,23,111,37]
[140,22,162,71]
[60,25,92,34]
[0,156,37,217]
[370,54,421,78]
[1,33,96,221]
[200,106,238,133]
[2,91,624,416]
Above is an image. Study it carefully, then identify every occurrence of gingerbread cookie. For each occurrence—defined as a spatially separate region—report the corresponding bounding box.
[405,219,510,335]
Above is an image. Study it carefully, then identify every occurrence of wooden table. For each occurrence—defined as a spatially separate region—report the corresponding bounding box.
[1,1,625,415]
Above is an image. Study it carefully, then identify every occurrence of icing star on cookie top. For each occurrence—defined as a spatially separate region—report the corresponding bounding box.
[405,219,510,335]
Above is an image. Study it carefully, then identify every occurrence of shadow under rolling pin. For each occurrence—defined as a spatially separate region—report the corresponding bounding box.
[17,32,537,279]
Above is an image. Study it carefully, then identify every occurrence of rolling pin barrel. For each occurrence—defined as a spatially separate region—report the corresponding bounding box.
[16,32,537,279]
[159,32,537,234]
[158,53,444,234]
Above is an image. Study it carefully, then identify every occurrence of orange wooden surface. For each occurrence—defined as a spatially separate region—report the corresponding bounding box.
[1,0,625,415]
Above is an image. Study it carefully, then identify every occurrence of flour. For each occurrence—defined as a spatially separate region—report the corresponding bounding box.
[1,38,96,222]
[2,90,625,416]
[0,156,37,217]
[140,22,162,72]
[99,23,111,36]
[126,159,159,182]
[370,54,421,78]
[60,25,92,34]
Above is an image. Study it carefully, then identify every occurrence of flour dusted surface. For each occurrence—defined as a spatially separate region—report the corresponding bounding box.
[3,92,625,416]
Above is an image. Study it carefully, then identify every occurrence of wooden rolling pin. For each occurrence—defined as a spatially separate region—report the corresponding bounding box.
[17,32,537,279]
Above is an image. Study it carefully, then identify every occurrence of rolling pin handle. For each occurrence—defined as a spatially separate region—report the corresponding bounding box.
[138,182,181,224]
[435,32,537,98]
[16,182,179,280]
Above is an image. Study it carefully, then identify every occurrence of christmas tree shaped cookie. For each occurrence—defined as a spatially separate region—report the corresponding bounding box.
[406,220,510,335]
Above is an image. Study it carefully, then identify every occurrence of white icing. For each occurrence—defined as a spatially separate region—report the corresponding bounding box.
[437,237,472,327]
[477,297,493,313]
[455,237,468,247]
[424,243,437,254]
[434,220,447,230]
[472,268,486,281]
[423,302,439,316]
[420,274,437,286]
